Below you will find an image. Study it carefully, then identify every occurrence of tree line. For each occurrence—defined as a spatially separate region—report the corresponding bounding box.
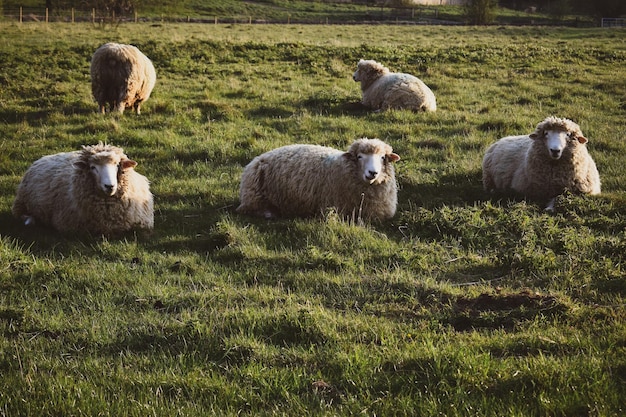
[464,0,623,24]
[6,0,625,24]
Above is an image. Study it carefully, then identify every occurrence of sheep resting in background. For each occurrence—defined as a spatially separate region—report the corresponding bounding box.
[482,116,601,211]
[352,59,436,112]
[12,143,154,235]
[90,42,156,114]
[237,138,401,221]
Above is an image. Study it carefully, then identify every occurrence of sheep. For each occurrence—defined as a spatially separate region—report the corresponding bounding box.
[482,116,601,211]
[90,42,156,115]
[236,138,401,221]
[12,143,154,236]
[352,59,436,112]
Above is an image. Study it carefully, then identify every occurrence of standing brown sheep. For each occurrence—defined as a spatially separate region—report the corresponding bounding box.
[90,42,156,115]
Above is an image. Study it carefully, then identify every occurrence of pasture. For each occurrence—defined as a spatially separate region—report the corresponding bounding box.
[0,22,625,416]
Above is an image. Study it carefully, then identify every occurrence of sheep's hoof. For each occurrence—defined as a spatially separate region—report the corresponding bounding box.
[22,215,36,226]
[263,210,275,220]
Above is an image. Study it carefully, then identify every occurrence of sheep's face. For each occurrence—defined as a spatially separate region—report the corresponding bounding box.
[352,59,387,84]
[90,160,120,196]
[85,153,137,197]
[352,67,364,82]
[356,152,400,184]
[532,129,587,160]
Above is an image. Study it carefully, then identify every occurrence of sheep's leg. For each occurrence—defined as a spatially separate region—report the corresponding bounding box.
[544,197,556,213]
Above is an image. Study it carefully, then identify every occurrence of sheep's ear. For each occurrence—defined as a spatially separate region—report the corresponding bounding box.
[342,152,355,161]
[387,153,400,162]
[74,161,88,170]
[529,132,540,139]
[576,135,588,144]
[121,159,137,170]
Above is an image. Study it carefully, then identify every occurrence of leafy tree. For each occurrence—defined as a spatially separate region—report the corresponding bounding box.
[545,0,572,20]
[44,0,140,16]
[571,0,625,18]
[464,0,498,25]
[89,0,139,16]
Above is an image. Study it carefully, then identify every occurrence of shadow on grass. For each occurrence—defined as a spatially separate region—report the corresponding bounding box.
[0,109,50,124]
[449,290,569,331]
[0,209,161,256]
[0,105,94,125]
[0,193,237,257]
[399,169,487,209]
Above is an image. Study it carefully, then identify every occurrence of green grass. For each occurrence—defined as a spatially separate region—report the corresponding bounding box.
[1,22,626,416]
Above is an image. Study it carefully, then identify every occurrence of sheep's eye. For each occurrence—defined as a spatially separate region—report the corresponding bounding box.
[357,155,363,160]
[90,165,97,171]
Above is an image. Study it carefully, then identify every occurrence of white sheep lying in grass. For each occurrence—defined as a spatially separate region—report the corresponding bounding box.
[12,143,154,235]
[482,116,601,211]
[237,138,401,221]
[90,42,156,114]
[352,59,436,112]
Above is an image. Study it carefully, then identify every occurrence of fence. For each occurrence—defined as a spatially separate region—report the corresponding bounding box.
[1,6,460,25]
[601,18,626,28]
[3,8,143,24]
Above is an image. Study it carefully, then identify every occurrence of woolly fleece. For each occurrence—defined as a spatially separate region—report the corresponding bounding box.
[482,116,601,203]
[12,143,154,235]
[237,138,400,221]
[90,42,156,114]
[353,59,436,112]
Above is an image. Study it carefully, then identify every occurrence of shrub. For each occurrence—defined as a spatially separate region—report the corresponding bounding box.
[464,0,498,25]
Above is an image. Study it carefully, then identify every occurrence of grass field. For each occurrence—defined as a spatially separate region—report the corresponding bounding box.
[0,22,625,416]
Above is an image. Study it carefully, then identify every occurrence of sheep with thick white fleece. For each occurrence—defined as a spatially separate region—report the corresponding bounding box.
[482,116,601,211]
[12,143,153,235]
[237,138,401,221]
[90,42,156,114]
[352,59,436,112]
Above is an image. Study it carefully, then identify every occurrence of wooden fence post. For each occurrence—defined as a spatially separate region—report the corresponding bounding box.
[72,8,75,23]
[19,7,23,24]
[92,8,95,24]
[46,8,48,23]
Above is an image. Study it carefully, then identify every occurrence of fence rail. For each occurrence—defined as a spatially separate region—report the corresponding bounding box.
[1,6,462,25]
[3,7,143,24]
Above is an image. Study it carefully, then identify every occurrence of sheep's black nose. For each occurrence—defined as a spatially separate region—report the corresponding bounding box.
[104,184,114,192]
[550,149,561,158]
